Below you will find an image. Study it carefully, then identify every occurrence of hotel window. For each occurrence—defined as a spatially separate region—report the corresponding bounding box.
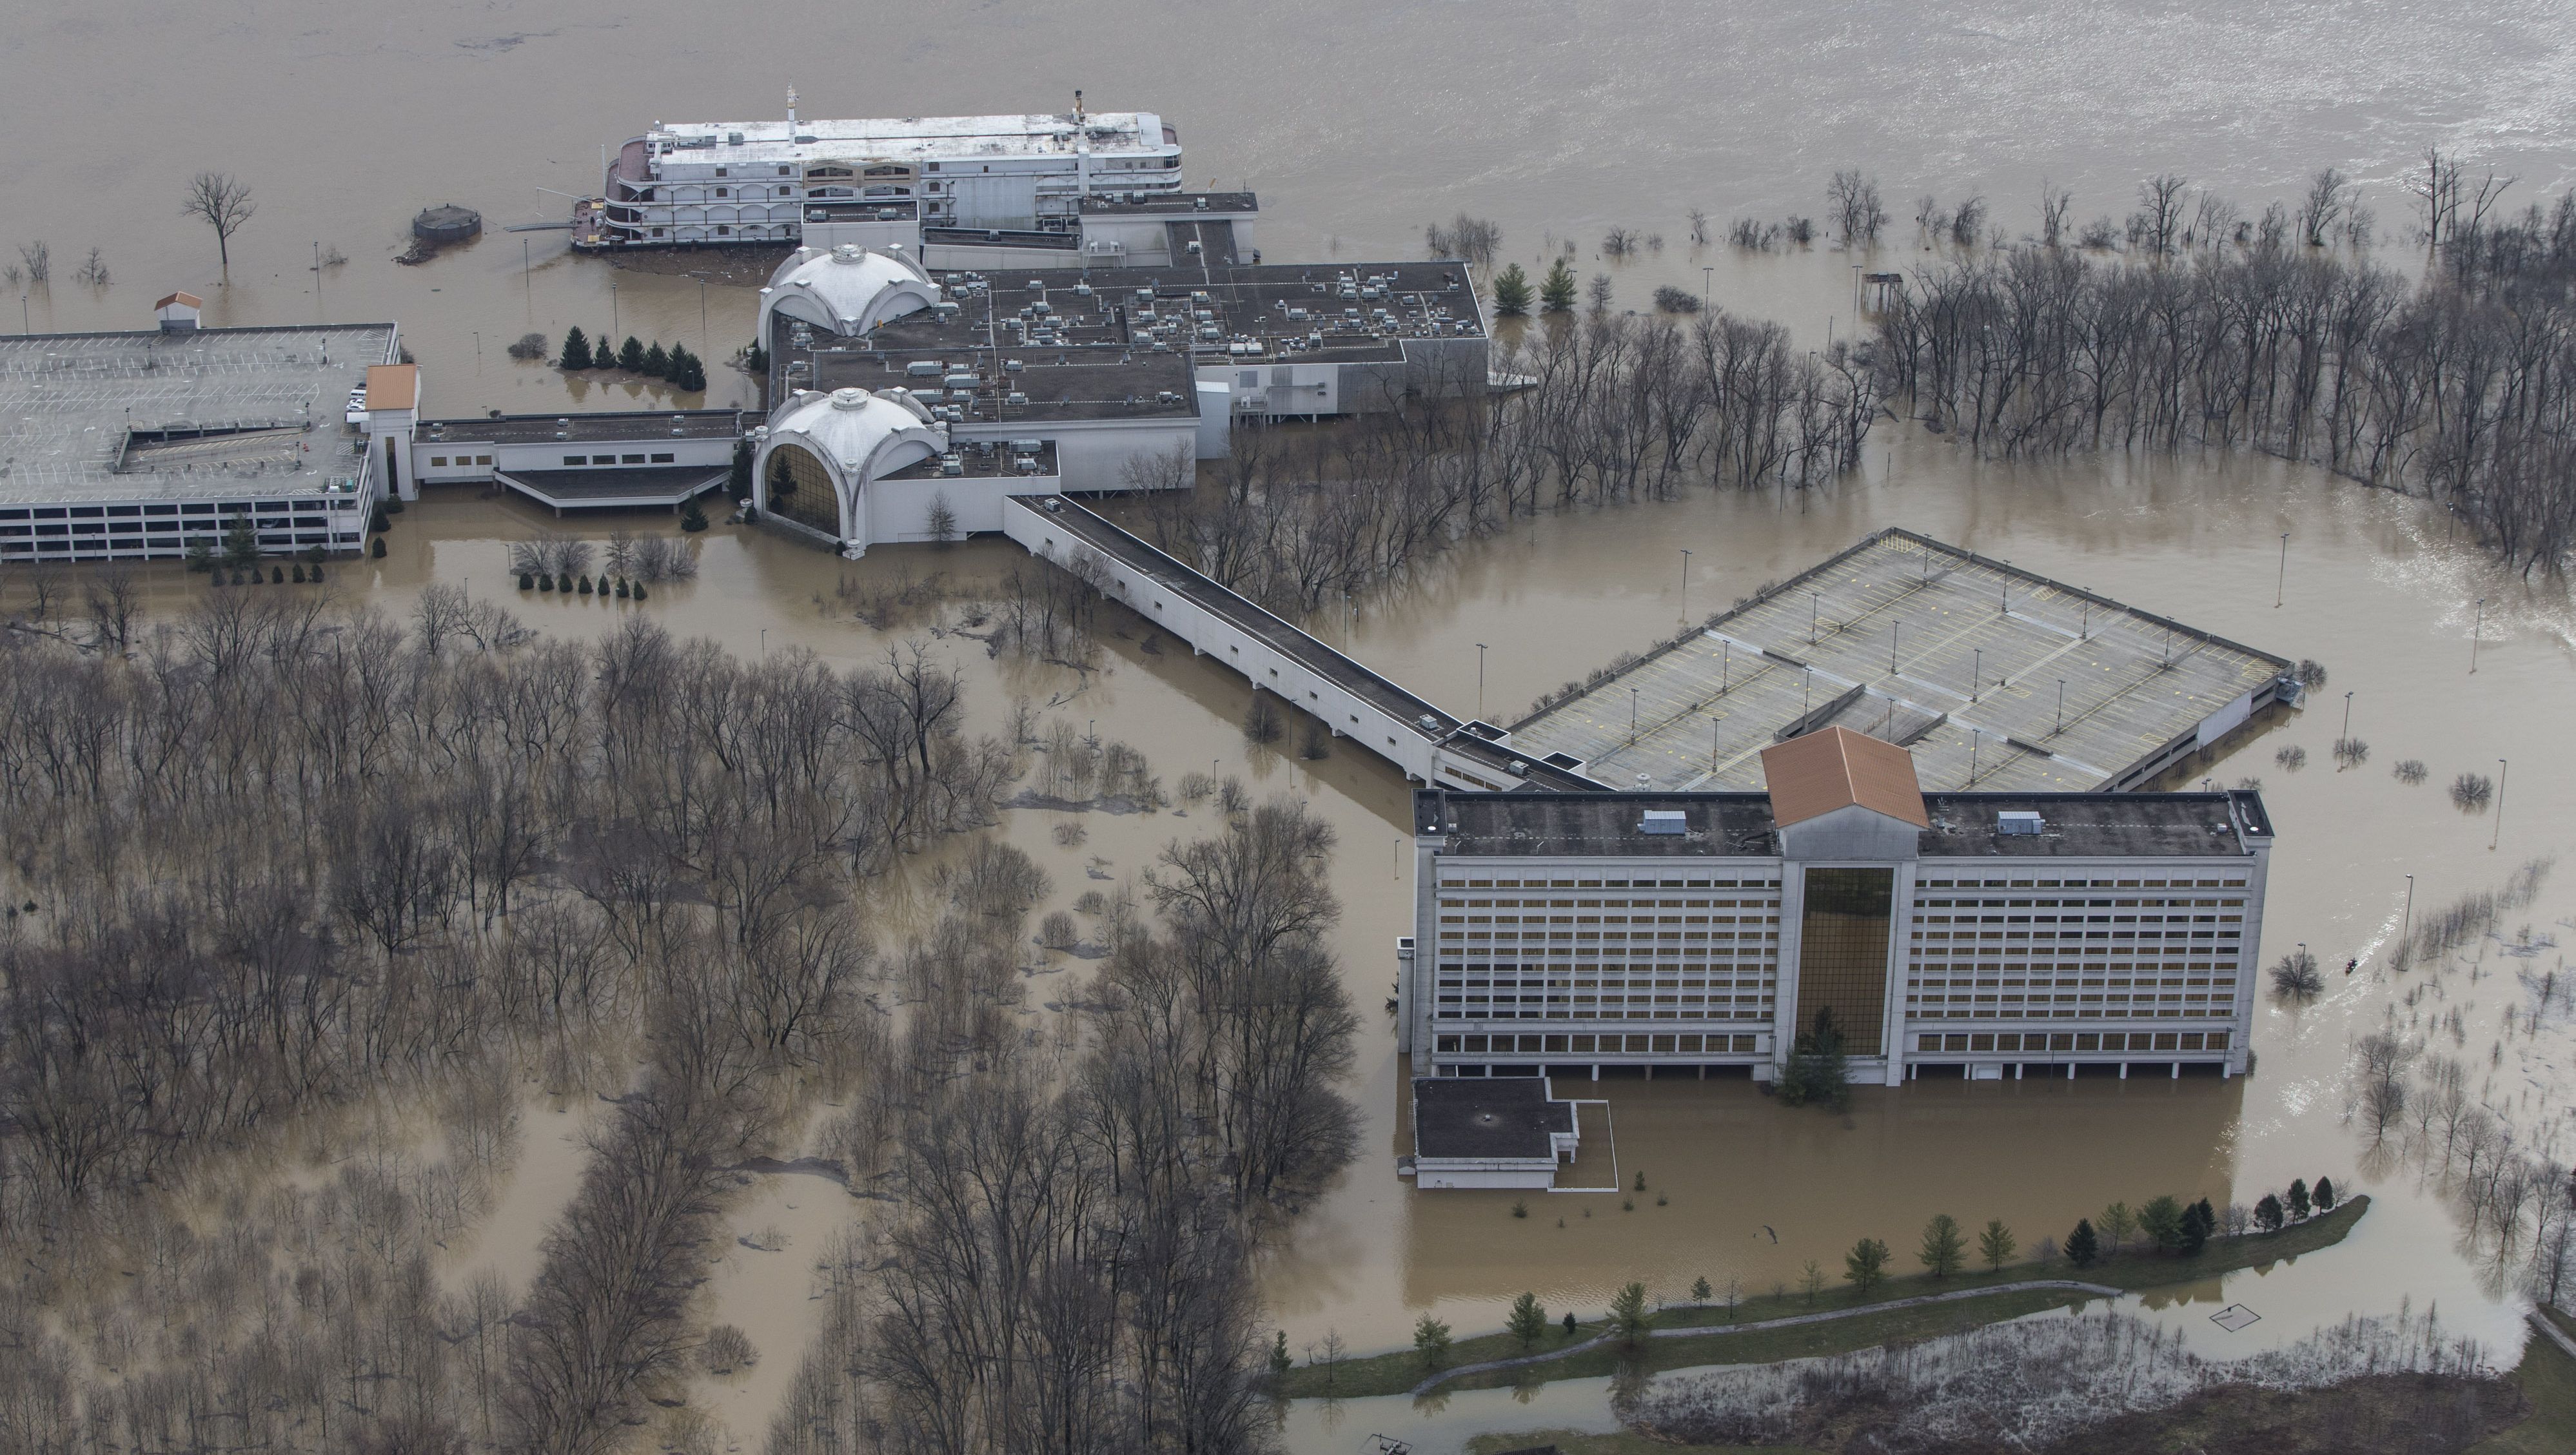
[651,452,675,463]
[621,454,646,464]
[429,457,447,467]
[564,455,587,466]
[477,455,493,465]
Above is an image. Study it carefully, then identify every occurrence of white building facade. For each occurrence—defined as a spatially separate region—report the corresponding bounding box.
[1402,728,2273,1088]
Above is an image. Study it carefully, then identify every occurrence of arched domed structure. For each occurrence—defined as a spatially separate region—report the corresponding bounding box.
[752,387,946,557]
[756,244,940,342]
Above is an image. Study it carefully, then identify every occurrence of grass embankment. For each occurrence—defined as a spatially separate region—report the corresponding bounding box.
[2472,1307,2576,1455]
[1279,1196,2367,1401]
[1467,1433,1824,1455]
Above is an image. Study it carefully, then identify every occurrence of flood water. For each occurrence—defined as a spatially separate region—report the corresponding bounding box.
[16,3,2576,1451]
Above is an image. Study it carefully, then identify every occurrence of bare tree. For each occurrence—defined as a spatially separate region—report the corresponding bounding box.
[2038,180,2072,248]
[2297,167,2352,246]
[181,171,257,273]
[1827,171,1888,246]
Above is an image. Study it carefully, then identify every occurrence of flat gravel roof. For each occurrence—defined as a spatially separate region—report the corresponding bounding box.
[1412,1077,1573,1162]
[0,325,395,505]
[1419,788,2270,860]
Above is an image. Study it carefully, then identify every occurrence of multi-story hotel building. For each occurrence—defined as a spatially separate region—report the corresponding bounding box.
[1400,727,2273,1086]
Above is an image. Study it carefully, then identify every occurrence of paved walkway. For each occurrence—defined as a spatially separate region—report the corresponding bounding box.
[2531,1309,2576,1363]
[1411,1279,2125,1396]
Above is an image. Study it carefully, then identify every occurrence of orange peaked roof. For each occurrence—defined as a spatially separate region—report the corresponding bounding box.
[155,291,202,309]
[1759,726,1928,829]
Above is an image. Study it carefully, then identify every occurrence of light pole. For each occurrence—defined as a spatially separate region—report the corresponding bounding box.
[1802,665,1813,719]
[1969,728,1982,786]
[1476,643,1488,721]
[1702,266,1713,304]
[2276,533,2288,608]
[1890,620,1900,676]
[2471,597,2485,672]
[2055,679,2065,735]
[2340,690,2352,743]
[611,280,620,343]
[2401,874,2414,946]
[2492,758,2508,850]
[1680,548,1693,622]
[1971,648,1981,703]
[1630,687,1640,741]
[1720,640,1730,694]
[1810,592,1819,645]
[698,276,709,353]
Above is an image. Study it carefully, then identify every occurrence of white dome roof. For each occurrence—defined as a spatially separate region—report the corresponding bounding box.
[761,244,940,337]
[769,387,945,480]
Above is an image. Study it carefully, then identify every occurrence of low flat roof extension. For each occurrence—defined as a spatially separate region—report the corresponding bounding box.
[1411,1077,1574,1162]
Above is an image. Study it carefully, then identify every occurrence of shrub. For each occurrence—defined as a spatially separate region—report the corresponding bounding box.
[1652,285,1704,314]
[506,331,548,360]
[700,1324,757,1374]
[519,572,534,590]
[371,537,388,559]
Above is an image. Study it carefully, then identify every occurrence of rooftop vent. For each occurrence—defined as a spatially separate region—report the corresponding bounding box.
[1997,810,2044,835]
[1640,810,1687,836]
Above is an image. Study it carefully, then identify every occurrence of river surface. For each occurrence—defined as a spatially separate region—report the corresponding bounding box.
[15,4,2576,1452]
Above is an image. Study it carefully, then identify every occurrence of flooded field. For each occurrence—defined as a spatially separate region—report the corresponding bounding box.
[174,410,2566,1455]
[14,1,2576,1449]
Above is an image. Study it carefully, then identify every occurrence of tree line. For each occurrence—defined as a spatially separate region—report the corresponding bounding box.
[1873,166,2576,574]
[765,797,1361,1455]
[1125,309,1882,620]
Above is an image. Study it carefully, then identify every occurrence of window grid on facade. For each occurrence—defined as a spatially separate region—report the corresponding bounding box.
[1431,874,1781,1047]
[1901,874,2251,1041]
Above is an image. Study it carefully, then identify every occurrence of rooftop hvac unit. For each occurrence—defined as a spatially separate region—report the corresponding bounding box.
[1639,810,1686,836]
[1998,811,2044,835]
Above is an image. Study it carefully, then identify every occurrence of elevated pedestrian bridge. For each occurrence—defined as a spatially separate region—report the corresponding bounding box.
[1001,494,1594,792]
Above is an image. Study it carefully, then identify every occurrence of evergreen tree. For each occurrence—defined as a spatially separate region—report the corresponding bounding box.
[591,330,616,369]
[1978,1218,2018,1273]
[221,514,260,567]
[1778,1006,1851,1110]
[558,326,592,369]
[673,346,706,392]
[2139,1195,2187,1253]
[2098,1201,2136,1255]
[371,536,387,560]
[642,341,670,378]
[1540,257,1577,312]
[729,437,754,499]
[183,539,215,572]
[1844,1237,1891,1296]
[2314,1177,2336,1211]
[1561,1311,1578,1338]
[2286,1178,2312,1221]
[1507,1291,1549,1349]
[1799,1260,1825,1304]
[2254,1193,2285,1232]
[746,340,769,373]
[1491,263,1534,317]
[1268,1330,1292,1380]
[2066,1219,2100,1268]
[1690,1276,1713,1305]
[2178,1200,2212,1256]
[1918,1213,1966,1278]
[1608,1282,1651,1345]
[618,336,645,372]
[680,499,710,532]
[1411,1313,1452,1369]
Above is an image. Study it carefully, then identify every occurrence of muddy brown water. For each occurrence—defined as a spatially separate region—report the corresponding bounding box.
[262,425,2575,1454]
[16,5,2576,1448]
